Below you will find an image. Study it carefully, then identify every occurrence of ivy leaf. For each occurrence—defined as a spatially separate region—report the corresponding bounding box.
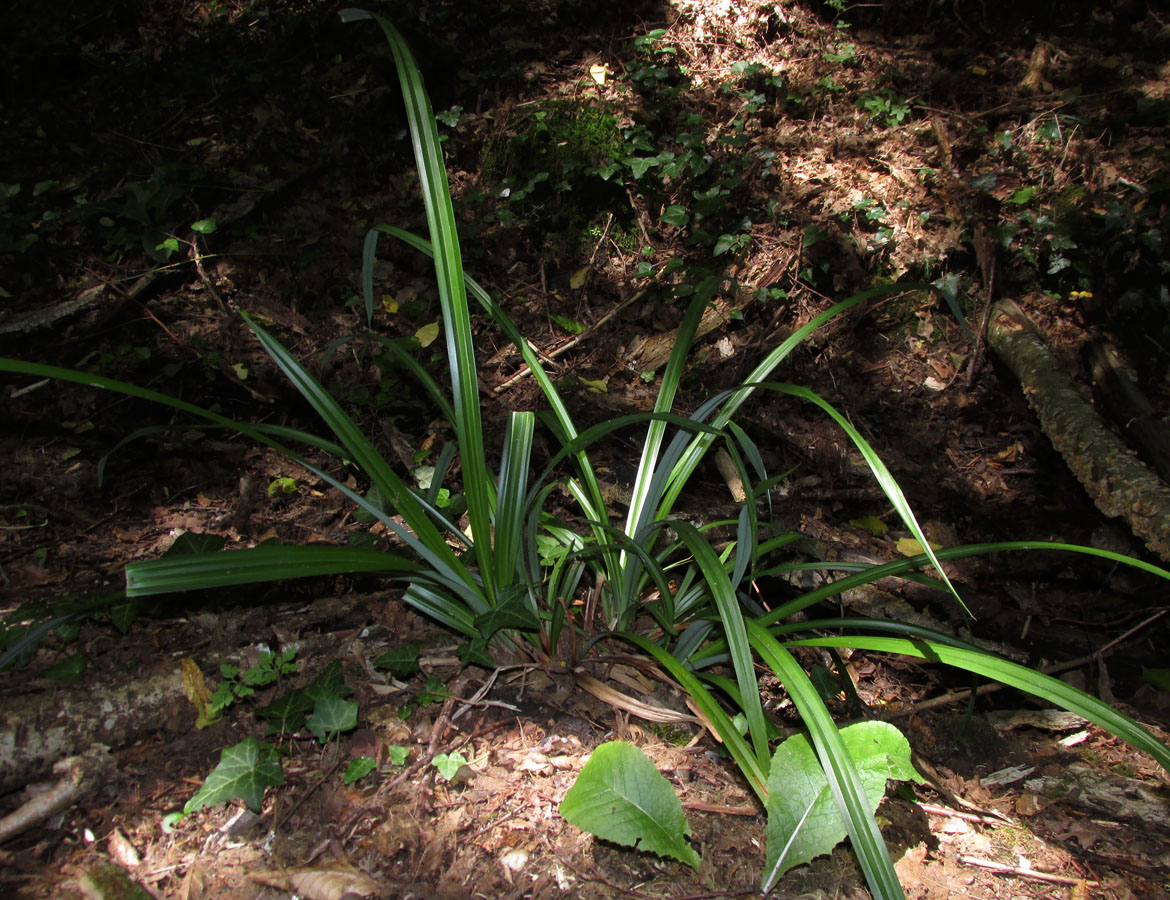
[164,532,226,555]
[184,736,285,815]
[306,660,351,700]
[344,757,378,784]
[44,653,86,683]
[257,688,314,734]
[625,156,658,179]
[387,745,410,766]
[307,692,358,741]
[432,751,468,781]
[374,644,420,678]
[560,741,700,870]
[660,205,690,227]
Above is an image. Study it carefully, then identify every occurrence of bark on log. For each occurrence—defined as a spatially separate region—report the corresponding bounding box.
[987,299,1170,562]
[0,620,376,796]
[1085,338,1170,485]
[0,667,185,796]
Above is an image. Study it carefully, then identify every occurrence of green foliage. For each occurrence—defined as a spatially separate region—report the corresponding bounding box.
[373,643,420,678]
[344,757,378,784]
[183,736,285,815]
[859,91,911,128]
[482,99,619,185]
[3,13,1169,900]
[560,741,700,870]
[176,657,360,818]
[763,721,921,889]
[44,654,87,683]
[210,647,300,715]
[387,745,410,767]
[431,751,469,781]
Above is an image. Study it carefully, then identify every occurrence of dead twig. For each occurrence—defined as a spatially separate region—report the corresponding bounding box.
[917,802,1008,825]
[964,219,998,389]
[888,607,1168,716]
[493,287,646,392]
[959,855,1097,887]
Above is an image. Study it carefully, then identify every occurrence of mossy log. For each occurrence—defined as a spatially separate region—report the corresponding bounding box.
[987,299,1170,562]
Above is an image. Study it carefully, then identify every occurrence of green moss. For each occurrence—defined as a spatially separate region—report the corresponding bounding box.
[575,210,639,253]
[644,720,694,746]
[481,99,620,183]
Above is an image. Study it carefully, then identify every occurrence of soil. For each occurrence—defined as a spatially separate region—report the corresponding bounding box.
[2,1,1170,898]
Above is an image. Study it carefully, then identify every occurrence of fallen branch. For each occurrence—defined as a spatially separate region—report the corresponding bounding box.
[987,299,1170,561]
[0,744,112,844]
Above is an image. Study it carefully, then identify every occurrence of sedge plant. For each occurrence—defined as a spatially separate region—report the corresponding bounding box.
[2,10,1169,898]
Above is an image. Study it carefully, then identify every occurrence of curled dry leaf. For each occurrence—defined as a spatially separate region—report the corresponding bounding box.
[250,865,381,900]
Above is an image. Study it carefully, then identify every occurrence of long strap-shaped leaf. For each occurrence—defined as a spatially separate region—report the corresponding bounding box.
[660,283,929,520]
[494,412,535,591]
[619,291,710,603]
[796,634,1170,774]
[763,381,966,613]
[758,540,1170,627]
[747,620,905,900]
[342,10,496,601]
[376,224,621,590]
[243,314,475,590]
[670,520,770,768]
[618,631,767,800]
[125,543,421,595]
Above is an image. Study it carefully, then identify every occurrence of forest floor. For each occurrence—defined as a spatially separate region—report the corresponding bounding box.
[2,1,1170,898]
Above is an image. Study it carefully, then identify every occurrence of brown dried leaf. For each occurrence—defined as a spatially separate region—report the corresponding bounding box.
[250,865,381,899]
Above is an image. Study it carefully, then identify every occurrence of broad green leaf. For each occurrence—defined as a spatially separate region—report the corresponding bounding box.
[184,736,284,814]
[44,654,86,683]
[306,660,351,700]
[307,692,358,741]
[763,721,921,889]
[560,741,700,870]
[257,689,314,734]
[344,757,378,784]
[660,205,689,226]
[432,751,468,781]
[374,643,420,678]
[191,217,217,234]
[747,622,905,900]
[549,312,585,334]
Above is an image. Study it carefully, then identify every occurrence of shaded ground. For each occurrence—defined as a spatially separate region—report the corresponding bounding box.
[2,1,1170,898]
